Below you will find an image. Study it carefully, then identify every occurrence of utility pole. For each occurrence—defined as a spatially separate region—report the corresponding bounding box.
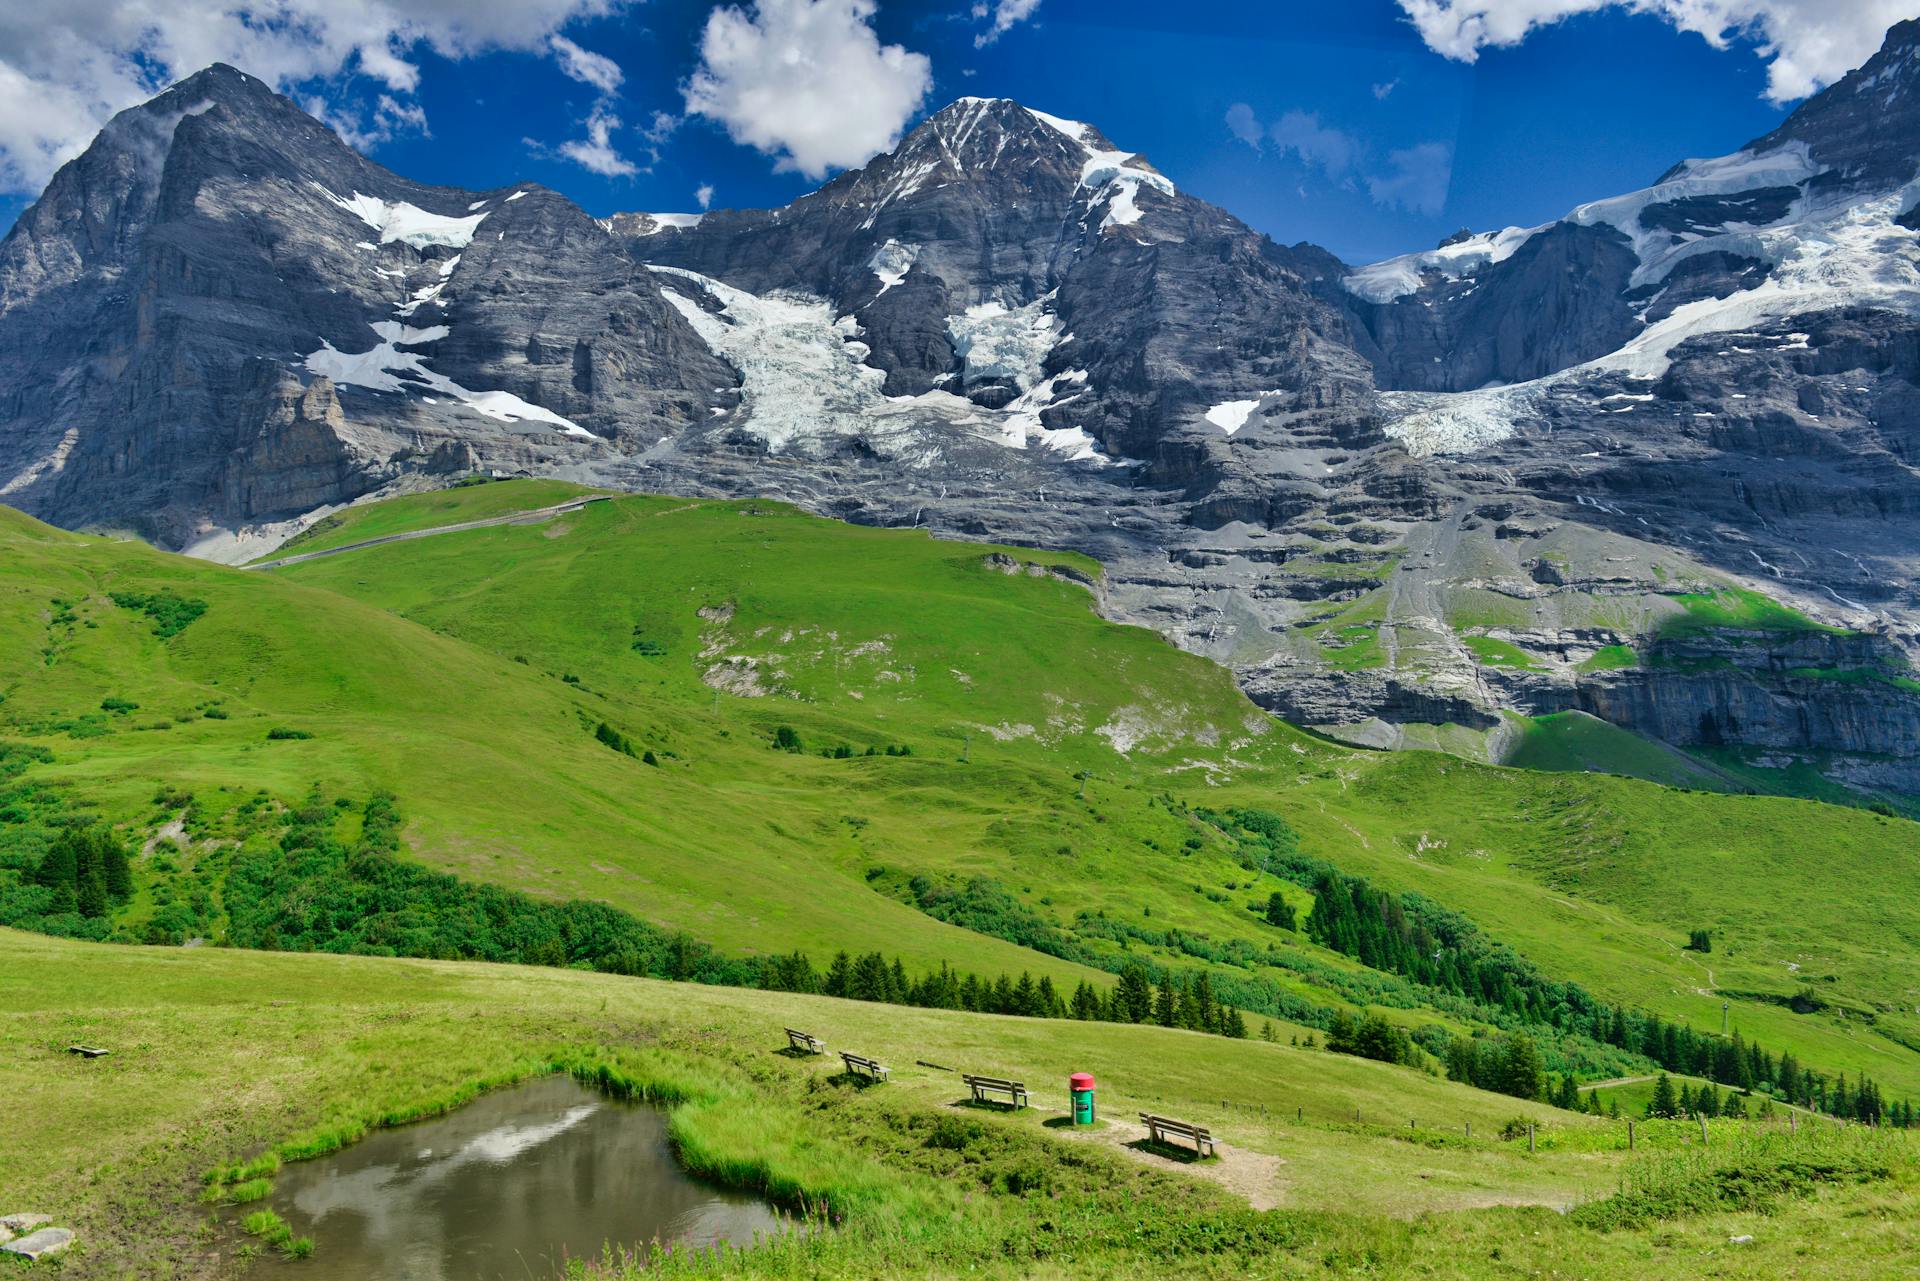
[1722,1001,1729,1035]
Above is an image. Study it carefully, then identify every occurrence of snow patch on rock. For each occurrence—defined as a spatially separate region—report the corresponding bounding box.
[948,296,1059,392]
[1204,398,1267,435]
[1344,225,1542,303]
[312,185,487,249]
[868,239,918,294]
[652,266,893,450]
[1379,384,1539,457]
[304,322,594,439]
[1079,151,1175,232]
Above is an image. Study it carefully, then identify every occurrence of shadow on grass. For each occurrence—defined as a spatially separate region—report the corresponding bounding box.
[773,1045,826,1060]
[1042,1115,1106,1132]
[954,1097,1026,1115]
[828,1072,885,1090]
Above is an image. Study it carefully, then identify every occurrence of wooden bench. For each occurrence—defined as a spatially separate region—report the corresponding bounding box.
[1141,1112,1216,1157]
[784,1027,826,1055]
[66,1045,109,1059]
[840,1051,889,1082]
[962,1073,1028,1109]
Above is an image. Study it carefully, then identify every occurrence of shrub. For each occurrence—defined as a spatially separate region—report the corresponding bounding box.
[265,727,313,741]
[594,721,637,757]
[108,590,208,638]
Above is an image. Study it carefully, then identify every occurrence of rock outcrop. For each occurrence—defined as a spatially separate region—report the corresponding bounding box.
[6,34,1920,798]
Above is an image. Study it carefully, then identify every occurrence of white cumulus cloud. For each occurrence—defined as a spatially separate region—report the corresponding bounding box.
[683,0,933,179]
[558,104,639,177]
[1269,110,1360,179]
[695,182,715,209]
[549,33,625,95]
[1228,103,1454,216]
[0,0,625,194]
[1224,102,1264,149]
[974,0,1044,47]
[1366,140,1454,214]
[1395,0,1920,103]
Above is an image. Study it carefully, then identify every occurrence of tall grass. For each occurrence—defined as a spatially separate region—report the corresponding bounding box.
[1571,1124,1903,1230]
[551,1046,921,1222]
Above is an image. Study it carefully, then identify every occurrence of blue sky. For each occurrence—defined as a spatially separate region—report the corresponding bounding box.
[0,1,1900,265]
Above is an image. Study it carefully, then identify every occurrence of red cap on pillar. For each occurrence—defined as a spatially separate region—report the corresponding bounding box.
[1069,1072,1096,1090]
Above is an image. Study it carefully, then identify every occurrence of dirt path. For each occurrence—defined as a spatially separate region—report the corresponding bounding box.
[1044,1110,1287,1210]
[243,495,612,570]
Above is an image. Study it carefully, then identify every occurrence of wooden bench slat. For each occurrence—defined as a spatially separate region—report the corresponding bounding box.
[839,1051,889,1081]
[1140,1112,1216,1156]
[961,1073,1028,1108]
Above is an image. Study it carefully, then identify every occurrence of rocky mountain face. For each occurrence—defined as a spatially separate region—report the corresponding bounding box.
[6,34,1920,799]
[0,65,729,549]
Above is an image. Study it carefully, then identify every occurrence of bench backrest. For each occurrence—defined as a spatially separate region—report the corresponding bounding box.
[963,1074,1022,1089]
[1142,1113,1209,1138]
[843,1053,883,1069]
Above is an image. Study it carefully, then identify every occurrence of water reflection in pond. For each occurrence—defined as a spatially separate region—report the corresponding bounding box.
[240,1074,788,1279]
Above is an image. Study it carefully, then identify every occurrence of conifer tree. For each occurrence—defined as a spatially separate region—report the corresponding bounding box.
[1264,891,1295,930]
[1496,1034,1545,1102]
[824,951,853,998]
[1647,1073,1680,1119]
[99,830,132,900]
[1154,975,1178,1027]
[1192,971,1218,1032]
[1114,962,1154,1023]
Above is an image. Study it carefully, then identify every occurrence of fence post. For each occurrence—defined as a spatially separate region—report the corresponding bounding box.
[1700,1116,1709,1146]
[1628,1120,1635,1151]
[1790,1112,1797,1135]
[1297,1106,1302,1123]
[1465,1120,1471,1138]
[1528,1124,1535,1153]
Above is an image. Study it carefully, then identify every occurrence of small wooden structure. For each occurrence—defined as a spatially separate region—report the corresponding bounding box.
[784,1027,826,1055]
[1140,1112,1216,1157]
[839,1051,889,1082]
[962,1073,1028,1109]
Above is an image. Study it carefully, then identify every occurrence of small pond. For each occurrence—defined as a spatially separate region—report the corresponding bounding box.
[239,1074,789,1279]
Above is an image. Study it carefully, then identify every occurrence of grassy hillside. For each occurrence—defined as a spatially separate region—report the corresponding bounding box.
[266,485,1920,1096]
[7,929,1916,1280]
[1499,711,1743,791]
[3,484,1918,1114]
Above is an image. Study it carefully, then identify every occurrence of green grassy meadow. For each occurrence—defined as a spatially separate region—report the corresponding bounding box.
[3,482,1920,1275]
[7,929,1917,1280]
